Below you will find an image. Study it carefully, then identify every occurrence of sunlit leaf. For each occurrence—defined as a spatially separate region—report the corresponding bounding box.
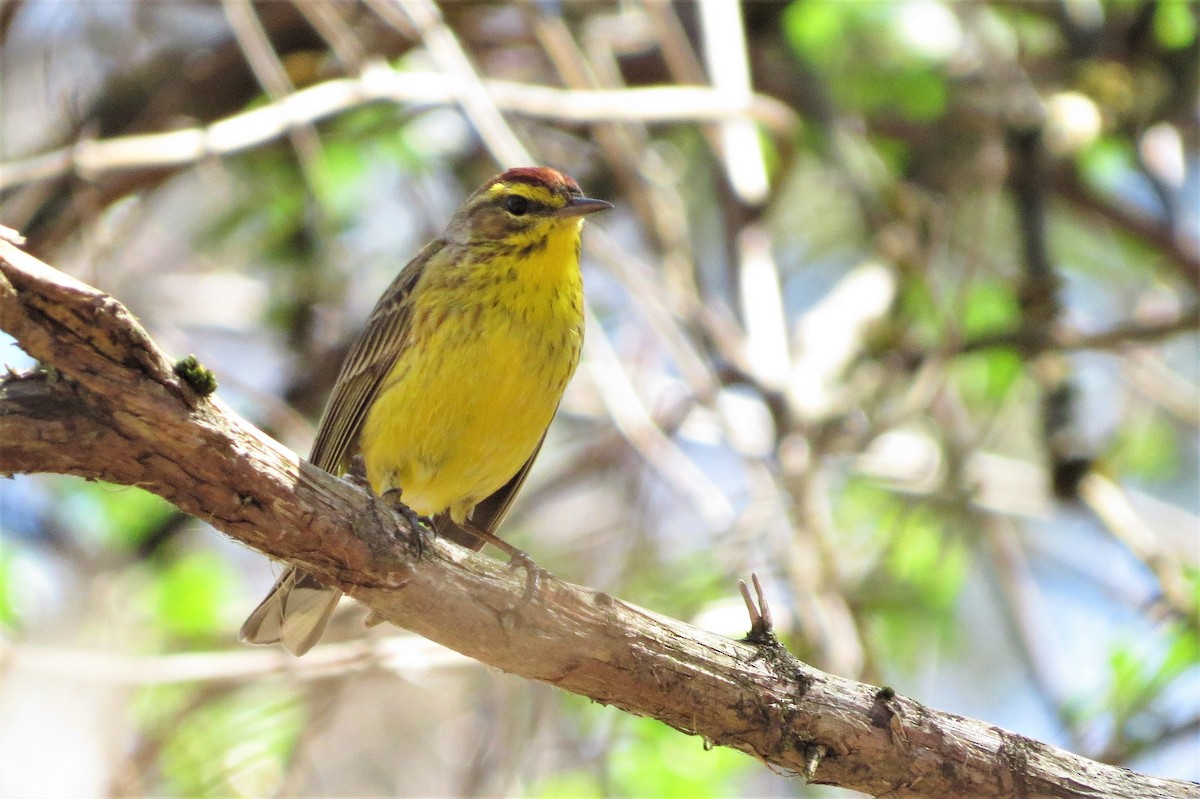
[0,541,16,628]
[949,349,1023,407]
[1077,136,1136,196]
[782,1,845,62]
[886,507,967,610]
[312,139,370,220]
[1154,0,1197,49]
[56,482,176,553]
[610,716,753,799]
[151,551,239,640]
[961,279,1021,338]
[158,686,303,798]
[1111,411,1182,482]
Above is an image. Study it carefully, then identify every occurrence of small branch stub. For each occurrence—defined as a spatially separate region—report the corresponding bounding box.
[739,571,774,643]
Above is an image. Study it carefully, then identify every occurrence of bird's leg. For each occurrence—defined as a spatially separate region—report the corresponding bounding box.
[343,457,431,557]
[379,487,433,557]
[460,521,551,601]
[346,455,391,546]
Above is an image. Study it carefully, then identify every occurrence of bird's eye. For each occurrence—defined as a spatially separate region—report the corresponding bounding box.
[505,195,530,216]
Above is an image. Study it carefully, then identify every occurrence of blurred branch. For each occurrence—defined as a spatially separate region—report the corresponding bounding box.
[0,66,797,191]
[1055,166,1200,292]
[387,0,530,167]
[959,304,1200,355]
[1123,351,1200,427]
[221,0,324,185]
[2,246,1196,799]
[983,519,1084,749]
[1,635,471,685]
[581,306,733,531]
[1008,118,1095,500]
[0,0,20,44]
[1078,474,1197,626]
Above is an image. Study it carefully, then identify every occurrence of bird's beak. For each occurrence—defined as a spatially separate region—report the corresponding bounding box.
[553,196,614,217]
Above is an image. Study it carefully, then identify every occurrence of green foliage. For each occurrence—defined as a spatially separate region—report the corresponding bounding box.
[148,551,239,641]
[310,138,372,221]
[782,1,949,122]
[884,506,968,613]
[1078,135,1136,197]
[0,540,16,628]
[949,349,1024,408]
[1103,622,1200,728]
[529,702,757,798]
[961,279,1021,339]
[618,548,732,622]
[896,279,942,341]
[1110,411,1182,482]
[835,478,969,668]
[608,716,753,799]
[1153,0,1197,49]
[57,481,176,553]
[158,686,304,798]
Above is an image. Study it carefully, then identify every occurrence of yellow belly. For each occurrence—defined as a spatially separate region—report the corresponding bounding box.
[358,255,582,523]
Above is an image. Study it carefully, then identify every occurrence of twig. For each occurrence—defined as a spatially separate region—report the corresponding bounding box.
[389,0,531,167]
[0,69,796,191]
[697,0,769,206]
[293,1,367,72]
[1056,166,1200,291]
[738,572,773,637]
[960,306,1200,355]
[1078,474,1197,625]
[0,635,471,685]
[221,0,323,185]
[580,305,734,531]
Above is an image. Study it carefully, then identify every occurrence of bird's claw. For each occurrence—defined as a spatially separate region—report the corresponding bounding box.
[380,487,433,558]
[506,548,551,603]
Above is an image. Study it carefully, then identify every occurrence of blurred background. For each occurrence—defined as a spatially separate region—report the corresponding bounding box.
[0,1,1197,797]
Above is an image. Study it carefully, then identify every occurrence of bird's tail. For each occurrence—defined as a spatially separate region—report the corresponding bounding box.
[239,566,342,656]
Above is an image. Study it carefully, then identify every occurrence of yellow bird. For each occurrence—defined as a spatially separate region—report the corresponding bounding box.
[240,167,611,655]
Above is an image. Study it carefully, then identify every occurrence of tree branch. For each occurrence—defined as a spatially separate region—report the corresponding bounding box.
[0,66,798,192]
[1,241,1196,799]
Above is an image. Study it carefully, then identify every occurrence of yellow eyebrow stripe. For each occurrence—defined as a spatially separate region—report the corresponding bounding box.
[487,181,558,205]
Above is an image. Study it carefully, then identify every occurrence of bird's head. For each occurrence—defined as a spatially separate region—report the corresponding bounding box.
[449,167,611,245]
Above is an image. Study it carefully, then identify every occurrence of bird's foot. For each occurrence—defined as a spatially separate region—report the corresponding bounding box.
[506,547,552,604]
[461,521,551,602]
[380,487,433,558]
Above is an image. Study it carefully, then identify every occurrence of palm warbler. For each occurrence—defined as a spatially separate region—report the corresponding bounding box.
[240,167,610,655]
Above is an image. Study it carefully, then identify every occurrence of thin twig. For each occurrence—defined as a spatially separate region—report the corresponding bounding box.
[390,0,531,167]
[580,306,734,531]
[221,0,323,188]
[1079,474,1197,625]
[0,634,471,685]
[0,70,796,191]
[960,306,1200,355]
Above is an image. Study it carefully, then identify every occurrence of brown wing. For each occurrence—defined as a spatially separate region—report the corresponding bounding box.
[434,431,548,551]
[242,240,443,654]
[308,239,442,473]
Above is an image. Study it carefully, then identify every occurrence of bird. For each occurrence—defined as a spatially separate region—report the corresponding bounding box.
[240,166,611,655]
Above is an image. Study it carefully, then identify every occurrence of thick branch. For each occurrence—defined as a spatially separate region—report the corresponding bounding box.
[1,241,1196,799]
